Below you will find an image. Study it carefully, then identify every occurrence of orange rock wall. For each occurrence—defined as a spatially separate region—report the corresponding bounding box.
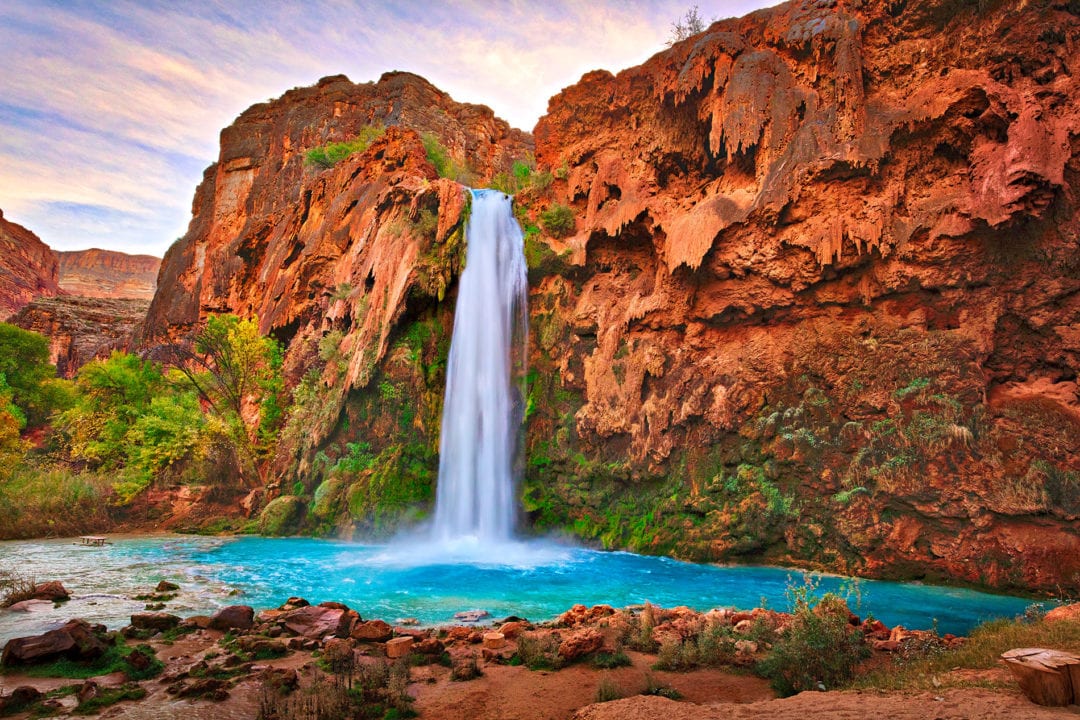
[520,0,1080,592]
[0,210,60,320]
[57,249,160,300]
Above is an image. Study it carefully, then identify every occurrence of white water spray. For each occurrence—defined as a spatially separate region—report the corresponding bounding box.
[431,189,528,544]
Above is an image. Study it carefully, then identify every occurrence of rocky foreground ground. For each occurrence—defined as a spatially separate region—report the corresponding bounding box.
[2,580,1078,719]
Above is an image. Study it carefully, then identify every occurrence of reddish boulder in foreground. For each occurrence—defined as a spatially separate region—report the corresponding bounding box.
[280,605,354,639]
[31,581,70,602]
[0,619,107,666]
[558,628,604,660]
[208,605,254,631]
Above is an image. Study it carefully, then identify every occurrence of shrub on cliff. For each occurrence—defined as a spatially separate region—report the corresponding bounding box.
[540,204,575,238]
[421,132,473,184]
[304,125,385,169]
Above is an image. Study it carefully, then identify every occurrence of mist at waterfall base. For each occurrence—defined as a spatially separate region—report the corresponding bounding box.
[0,192,1038,645]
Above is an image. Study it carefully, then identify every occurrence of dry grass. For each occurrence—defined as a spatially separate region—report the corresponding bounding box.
[855,618,1080,691]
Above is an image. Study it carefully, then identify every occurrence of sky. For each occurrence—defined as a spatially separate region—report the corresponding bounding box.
[0,1,779,258]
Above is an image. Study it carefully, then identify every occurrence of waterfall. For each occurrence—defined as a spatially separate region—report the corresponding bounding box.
[432,189,528,543]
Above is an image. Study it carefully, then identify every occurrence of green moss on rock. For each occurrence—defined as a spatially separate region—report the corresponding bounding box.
[258,495,305,535]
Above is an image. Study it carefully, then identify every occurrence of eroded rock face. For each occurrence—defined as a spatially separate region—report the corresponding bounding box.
[9,296,149,377]
[521,0,1080,593]
[137,2,1080,593]
[0,209,60,320]
[138,73,532,510]
[57,249,160,300]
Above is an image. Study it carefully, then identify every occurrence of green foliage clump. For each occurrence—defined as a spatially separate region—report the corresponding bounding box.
[0,323,73,428]
[305,125,385,169]
[756,580,869,696]
[0,466,114,540]
[489,158,553,196]
[258,495,305,535]
[421,132,472,183]
[540,204,575,238]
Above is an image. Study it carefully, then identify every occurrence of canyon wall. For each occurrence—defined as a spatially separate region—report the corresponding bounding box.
[9,297,150,378]
[140,0,1080,593]
[57,249,160,300]
[0,210,60,320]
[521,0,1080,592]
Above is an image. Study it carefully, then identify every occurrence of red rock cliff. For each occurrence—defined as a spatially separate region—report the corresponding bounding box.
[0,209,60,320]
[138,1,1080,593]
[139,72,533,489]
[521,0,1080,592]
[9,296,150,378]
[57,249,160,300]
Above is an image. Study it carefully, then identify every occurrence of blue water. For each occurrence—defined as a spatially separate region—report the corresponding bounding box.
[0,535,1039,644]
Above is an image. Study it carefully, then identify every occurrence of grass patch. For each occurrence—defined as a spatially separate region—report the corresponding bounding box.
[594,675,625,702]
[0,465,114,540]
[514,633,564,671]
[305,125,385,169]
[590,650,632,669]
[856,617,1080,691]
[71,683,146,715]
[6,643,163,681]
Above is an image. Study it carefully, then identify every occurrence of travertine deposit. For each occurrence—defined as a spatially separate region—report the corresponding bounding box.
[138,1,1080,593]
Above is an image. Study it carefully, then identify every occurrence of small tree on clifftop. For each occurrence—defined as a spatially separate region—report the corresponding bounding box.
[667,5,711,45]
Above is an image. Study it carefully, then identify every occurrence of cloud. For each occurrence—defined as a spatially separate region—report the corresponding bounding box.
[0,0,780,257]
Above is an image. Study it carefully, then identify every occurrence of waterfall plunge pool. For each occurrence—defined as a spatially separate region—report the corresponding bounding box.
[0,535,1038,644]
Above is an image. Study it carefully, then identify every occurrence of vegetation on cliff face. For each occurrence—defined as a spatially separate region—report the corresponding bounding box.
[304,124,386,169]
[0,316,288,538]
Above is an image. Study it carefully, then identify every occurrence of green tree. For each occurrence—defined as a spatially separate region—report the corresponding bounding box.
[168,315,285,484]
[56,352,165,469]
[0,382,27,479]
[0,323,70,427]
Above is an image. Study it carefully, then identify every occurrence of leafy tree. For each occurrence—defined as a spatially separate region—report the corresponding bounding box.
[56,352,165,469]
[166,315,285,484]
[666,5,711,46]
[0,323,71,426]
[0,382,27,479]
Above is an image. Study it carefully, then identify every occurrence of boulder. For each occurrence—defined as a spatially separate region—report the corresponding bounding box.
[1002,647,1080,706]
[124,645,156,674]
[183,615,213,629]
[1,619,106,666]
[155,580,180,592]
[282,597,309,609]
[31,581,70,602]
[237,636,287,657]
[130,612,181,631]
[1044,604,1080,624]
[76,680,98,704]
[454,609,490,623]
[280,605,353,639]
[0,686,43,715]
[557,628,604,660]
[386,636,414,659]
[557,604,615,627]
[261,667,299,692]
[209,605,254,631]
[498,621,528,639]
[352,619,393,642]
[415,637,445,655]
[323,638,355,666]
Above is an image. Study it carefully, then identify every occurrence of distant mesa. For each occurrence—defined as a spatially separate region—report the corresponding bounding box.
[57,248,160,301]
[0,208,161,322]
